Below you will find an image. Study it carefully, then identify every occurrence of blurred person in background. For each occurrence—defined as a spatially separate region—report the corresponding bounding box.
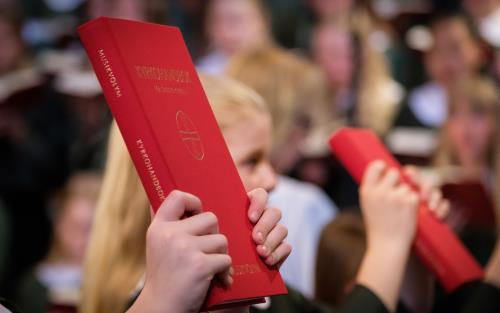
[432,76,500,265]
[311,21,402,136]
[196,0,273,75]
[393,13,484,129]
[462,0,500,82]
[14,172,101,313]
[226,53,337,297]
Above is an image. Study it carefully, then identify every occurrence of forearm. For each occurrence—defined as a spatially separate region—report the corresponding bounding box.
[126,287,178,313]
[356,239,412,313]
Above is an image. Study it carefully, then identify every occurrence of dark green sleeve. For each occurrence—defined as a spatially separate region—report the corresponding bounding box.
[460,282,500,313]
[335,285,390,313]
[433,281,500,313]
[251,285,389,313]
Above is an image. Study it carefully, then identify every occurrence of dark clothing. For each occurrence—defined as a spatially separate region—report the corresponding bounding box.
[434,281,500,313]
[251,282,500,313]
[251,285,393,313]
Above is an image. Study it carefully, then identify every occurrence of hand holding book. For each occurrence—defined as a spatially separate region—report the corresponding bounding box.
[357,161,450,312]
[127,189,289,313]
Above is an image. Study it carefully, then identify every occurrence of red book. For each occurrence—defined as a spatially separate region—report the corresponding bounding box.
[78,17,286,310]
[329,128,484,292]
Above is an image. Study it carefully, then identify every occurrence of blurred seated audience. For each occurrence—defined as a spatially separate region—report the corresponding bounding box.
[393,13,484,129]
[15,172,101,313]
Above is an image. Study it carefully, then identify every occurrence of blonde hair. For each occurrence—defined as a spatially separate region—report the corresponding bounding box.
[434,76,500,167]
[226,47,330,158]
[80,124,150,313]
[80,75,268,313]
[201,74,270,130]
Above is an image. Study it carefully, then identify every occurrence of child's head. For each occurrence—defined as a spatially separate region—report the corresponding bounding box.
[315,212,366,307]
[226,47,328,173]
[49,172,101,265]
[201,75,277,192]
[205,0,270,55]
[435,76,500,168]
[425,14,483,88]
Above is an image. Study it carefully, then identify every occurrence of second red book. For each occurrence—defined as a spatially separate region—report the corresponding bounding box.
[329,127,483,292]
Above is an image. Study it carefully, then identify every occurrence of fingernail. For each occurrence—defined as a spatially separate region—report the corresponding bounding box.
[256,231,264,242]
[266,254,274,265]
[259,245,268,256]
[227,276,234,285]
[250,211,258,222]
[229,266,234,276]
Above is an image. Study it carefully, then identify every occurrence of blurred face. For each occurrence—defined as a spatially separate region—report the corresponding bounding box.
[223,113,277,192]
[207,0,268,55]
[447,100,495,167]
[426,20,481,88]
[463,0,500,19]
[0,17,23,74]
[310,0,354,21]
[55,197,95,264]
[312,25,355,90]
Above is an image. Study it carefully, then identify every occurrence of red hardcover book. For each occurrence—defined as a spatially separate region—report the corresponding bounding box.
[329,128,484,292]
[78,17,286,310]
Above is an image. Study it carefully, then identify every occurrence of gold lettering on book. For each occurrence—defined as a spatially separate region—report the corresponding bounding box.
[98,49,122,98]
[233,264,261,276]
[135,66,192,83]
[154,85,186,95]
[136,139,166,202]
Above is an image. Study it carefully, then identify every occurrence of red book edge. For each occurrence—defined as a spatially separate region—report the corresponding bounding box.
[329,127,484,292]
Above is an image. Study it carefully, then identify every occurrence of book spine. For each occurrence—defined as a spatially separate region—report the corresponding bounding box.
[78,19,174,211]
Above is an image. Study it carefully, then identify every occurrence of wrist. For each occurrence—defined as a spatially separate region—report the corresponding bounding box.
[367,233,413,256]
[128,285,180,313]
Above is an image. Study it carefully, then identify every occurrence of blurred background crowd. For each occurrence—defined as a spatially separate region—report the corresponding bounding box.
[1,0,500,312]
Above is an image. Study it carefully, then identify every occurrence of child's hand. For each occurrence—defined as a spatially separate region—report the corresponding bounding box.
[130,190,232,313]
[360,160,420,249]
[247,188,292,267]
[402,166,450,221]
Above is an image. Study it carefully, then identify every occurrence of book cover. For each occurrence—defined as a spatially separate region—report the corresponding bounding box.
[78,17,286,310]
[329,127,484,292]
